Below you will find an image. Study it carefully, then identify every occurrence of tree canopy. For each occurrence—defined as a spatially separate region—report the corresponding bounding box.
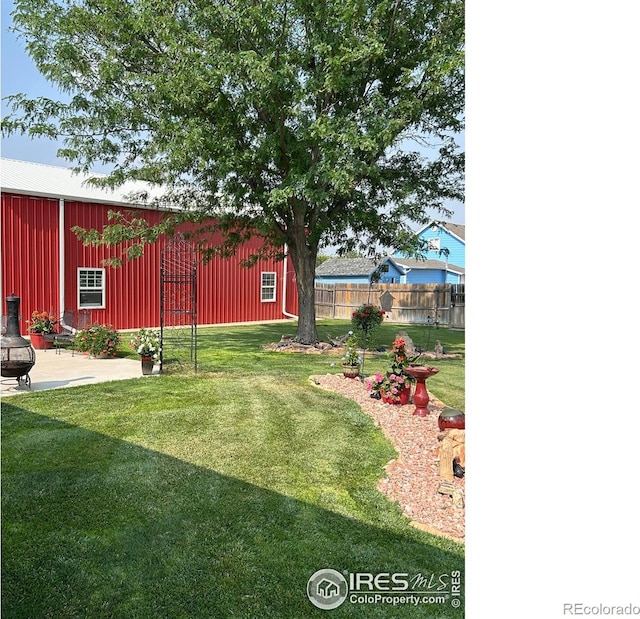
[3,0,464,344]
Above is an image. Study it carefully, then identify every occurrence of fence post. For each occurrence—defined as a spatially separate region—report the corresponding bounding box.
[332,285,336,318]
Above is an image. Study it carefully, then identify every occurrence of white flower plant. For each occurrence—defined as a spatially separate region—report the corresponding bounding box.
[129,327,162,362]
[341,331,362,367]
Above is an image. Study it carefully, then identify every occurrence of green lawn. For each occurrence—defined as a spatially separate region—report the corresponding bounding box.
[149,319,465,411]
[2,320,465,618]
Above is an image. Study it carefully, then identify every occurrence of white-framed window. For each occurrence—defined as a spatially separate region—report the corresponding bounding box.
[78,268,106,308]
[261,272,277,302]
[427,237,441,251]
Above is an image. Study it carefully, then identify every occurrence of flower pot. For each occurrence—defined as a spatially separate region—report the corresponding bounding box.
[141,355,154,375]
[381,387,411,405]
[342,364,360,379]
[29,332,53,350]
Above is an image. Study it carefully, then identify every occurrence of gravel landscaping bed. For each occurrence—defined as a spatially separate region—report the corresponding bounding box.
[310,373,465,543]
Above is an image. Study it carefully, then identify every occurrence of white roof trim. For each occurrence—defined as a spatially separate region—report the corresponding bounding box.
[386,257,464,274]
[413,221,465,244]
[0,158,163,208]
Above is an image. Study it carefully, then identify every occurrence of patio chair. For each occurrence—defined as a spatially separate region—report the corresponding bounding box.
[53,309,91,355]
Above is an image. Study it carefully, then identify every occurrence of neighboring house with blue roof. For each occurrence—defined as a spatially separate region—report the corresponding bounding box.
[395,221,465,269]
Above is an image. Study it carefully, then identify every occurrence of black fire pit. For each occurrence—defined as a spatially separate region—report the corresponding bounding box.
[1,295,36,388]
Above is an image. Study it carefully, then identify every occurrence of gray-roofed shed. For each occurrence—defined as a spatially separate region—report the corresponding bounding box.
[315,257,378,277]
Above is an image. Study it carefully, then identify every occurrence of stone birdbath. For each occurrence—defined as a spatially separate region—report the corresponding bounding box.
[405,366,439,417]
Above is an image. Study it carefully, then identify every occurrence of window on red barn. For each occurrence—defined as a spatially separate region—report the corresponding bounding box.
[78,268,106,308]
[261,272,276,303]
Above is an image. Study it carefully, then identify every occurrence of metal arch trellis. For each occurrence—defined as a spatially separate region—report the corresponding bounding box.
[160,234,198,373]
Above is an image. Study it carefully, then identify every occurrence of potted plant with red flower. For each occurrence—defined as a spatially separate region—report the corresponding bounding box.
[351,303,385,339]
[351,303,385,371]
[27,310,57,349]
[366,337,417,404]
[75,323,120,358]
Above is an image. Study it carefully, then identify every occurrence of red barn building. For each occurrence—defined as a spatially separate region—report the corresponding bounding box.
[1,158,298,333]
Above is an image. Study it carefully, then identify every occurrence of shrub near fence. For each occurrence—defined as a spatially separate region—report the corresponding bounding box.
[315,283,464,327]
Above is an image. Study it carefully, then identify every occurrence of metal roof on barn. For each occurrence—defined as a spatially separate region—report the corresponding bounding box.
[0,158,162,207]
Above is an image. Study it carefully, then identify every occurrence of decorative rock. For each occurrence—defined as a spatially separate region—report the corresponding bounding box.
[326,332,349,347]
[396,331,416,353]
[437,480,455,496]
[437,429,465,481]
[452,489,465,508]
[438,434,454,482]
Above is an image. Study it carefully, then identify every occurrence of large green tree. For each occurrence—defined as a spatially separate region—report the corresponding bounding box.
[3,0,464,344]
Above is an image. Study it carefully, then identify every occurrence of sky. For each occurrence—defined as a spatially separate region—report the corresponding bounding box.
[1,2,71,160]
[0,0,464,225]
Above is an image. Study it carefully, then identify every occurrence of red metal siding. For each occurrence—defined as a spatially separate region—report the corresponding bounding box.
[2,193,298,331]
[63,202,298,329]
[64,202,164,330]
[1,193,60,334]
[197,231,292,325]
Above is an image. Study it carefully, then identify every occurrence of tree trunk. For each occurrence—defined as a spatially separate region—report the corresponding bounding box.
[288,241,318,345]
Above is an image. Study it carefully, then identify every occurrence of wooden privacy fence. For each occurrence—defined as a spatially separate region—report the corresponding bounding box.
[315,283,465,328]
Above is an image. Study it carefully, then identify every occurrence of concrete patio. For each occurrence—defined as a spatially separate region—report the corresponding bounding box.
[1,348,158,397]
